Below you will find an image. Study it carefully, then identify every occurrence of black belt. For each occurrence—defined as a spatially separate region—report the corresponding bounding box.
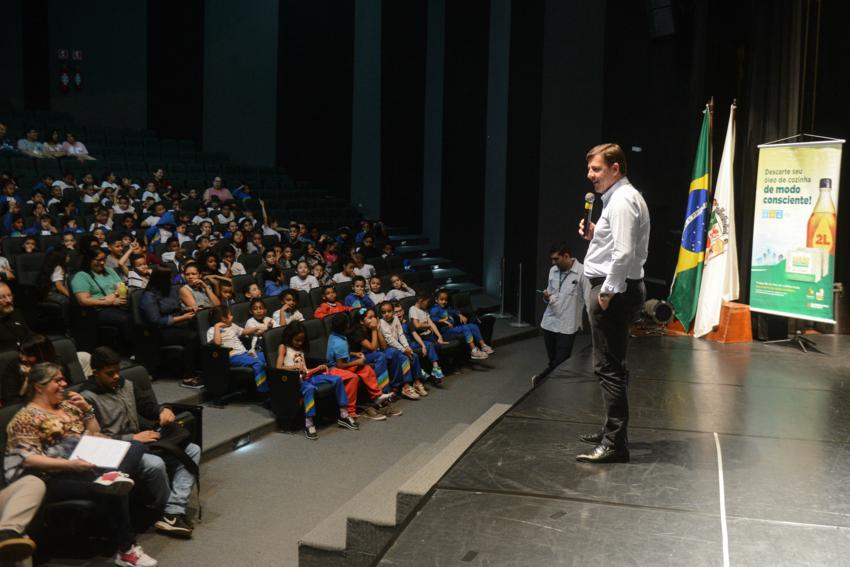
[587,277,643,287]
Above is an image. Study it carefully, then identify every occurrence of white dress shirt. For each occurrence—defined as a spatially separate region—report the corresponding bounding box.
[540,260,588,335]
[583,177,650,295]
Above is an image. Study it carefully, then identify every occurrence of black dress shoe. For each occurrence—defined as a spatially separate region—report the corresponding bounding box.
[576,444,629,463]
[578,432,603,445]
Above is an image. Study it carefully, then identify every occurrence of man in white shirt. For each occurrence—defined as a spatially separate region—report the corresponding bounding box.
[576,143,649,464]
[533,243,588,387]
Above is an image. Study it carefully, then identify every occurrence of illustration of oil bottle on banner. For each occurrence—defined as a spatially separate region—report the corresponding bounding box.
[786,178,837,301]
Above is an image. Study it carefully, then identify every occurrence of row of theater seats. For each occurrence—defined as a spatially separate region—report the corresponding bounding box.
[0,338,203,563]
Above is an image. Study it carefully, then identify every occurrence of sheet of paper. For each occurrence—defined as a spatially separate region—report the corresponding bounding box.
[69,435,131,469]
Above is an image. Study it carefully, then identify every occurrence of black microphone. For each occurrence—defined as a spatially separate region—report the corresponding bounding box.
[582,192,595,240]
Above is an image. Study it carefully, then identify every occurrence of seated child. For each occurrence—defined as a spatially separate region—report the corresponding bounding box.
[289,260,320,292]
[206,305,269,392]
[243,298,274,353]
[312,263,331,286]
[331,260,355,283]
[367,276,386,305]
[314,285,352,320]
[386,274,416,301]
[276,321,360,439]
[350,308,419,402]
[429,289,494,360]
[263,267,289,297]
[326,313,396,419]
[352,253,376,278]
[408,291,449,345]
[244,282,263,301]
[395,302,444,382]
[379,301,429,397]
[274,289,306,327]
[344,276,374,309]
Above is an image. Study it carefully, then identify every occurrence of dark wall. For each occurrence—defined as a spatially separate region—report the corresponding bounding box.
[440,0,491,282]
[503,0,545,318]
[381,0,427,232]
[47,0,148,130]
[0,0,25,110]
[277,1,355,196]
[204,0,279,166]
[147,0,204,146]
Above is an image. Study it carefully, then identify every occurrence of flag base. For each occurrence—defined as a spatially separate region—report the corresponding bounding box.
[705,302,752,343]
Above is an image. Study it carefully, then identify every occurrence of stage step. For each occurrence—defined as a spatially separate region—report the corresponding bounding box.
[298,404,510,567]
[407,256,452,268]
[389,234,430,246]
[443,281,482,294]
[298,424,469,567]
[396,244,439,257]
[431,267,468,282]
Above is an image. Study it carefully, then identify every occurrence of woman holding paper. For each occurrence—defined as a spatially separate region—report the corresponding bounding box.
[3,363,159,567]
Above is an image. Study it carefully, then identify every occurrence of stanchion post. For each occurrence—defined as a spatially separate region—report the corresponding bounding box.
[509,262,531,328]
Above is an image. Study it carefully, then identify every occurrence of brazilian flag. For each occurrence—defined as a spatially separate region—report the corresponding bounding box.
[669,108,711,329]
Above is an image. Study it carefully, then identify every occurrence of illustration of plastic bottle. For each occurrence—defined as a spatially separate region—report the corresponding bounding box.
[807,178,837,255]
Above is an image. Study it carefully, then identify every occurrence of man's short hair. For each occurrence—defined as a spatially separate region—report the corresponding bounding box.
[549,242,572,256]
[91,346,121,370]
[586,143,627,176]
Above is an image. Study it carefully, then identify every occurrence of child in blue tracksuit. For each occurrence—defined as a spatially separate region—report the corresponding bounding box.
[394,303,445,382]
[348,308,420,400]
[206,305,269,392]
[430,289,494,361]
[275,321,359,440]
[378,302,430,399]
[325,313,393,408]
[344,276,375,309]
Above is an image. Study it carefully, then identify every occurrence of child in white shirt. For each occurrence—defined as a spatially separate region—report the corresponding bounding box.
[378,301,428,398]
[243,299,274,353]
[367,276,386,305]
[289,261,319,292]
[206,305,269,392]
[386,274,416,301]
[274,290,306,327]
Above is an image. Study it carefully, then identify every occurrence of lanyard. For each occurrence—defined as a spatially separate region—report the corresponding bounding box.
[557,270,569,293]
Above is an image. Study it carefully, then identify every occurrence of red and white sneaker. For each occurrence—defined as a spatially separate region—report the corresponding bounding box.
[93,471,135,496]
[114,544,158,566]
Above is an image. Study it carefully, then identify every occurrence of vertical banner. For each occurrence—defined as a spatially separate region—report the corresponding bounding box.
[750,139,844,323]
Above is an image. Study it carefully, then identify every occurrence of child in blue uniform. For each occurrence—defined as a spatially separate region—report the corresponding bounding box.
[429,289,494,361]
[344,276,374,309]
[394,303,445,382]
[275,321,358,440]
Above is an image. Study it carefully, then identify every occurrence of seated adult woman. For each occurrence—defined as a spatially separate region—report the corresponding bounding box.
[70,247,132,353]
[140,267,202,389]
[4,363,158,567]
[178,262,220,311]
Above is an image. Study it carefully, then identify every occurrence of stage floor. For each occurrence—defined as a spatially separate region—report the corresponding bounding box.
[377,334,850,566]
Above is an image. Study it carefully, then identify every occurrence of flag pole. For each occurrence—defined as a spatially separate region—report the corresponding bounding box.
[708,96,715,197]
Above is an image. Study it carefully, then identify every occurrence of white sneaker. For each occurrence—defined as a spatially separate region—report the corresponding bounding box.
[93,471,135,496]
[471,348,489,360]
[115,544,158,567]
[481,344,495,355]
